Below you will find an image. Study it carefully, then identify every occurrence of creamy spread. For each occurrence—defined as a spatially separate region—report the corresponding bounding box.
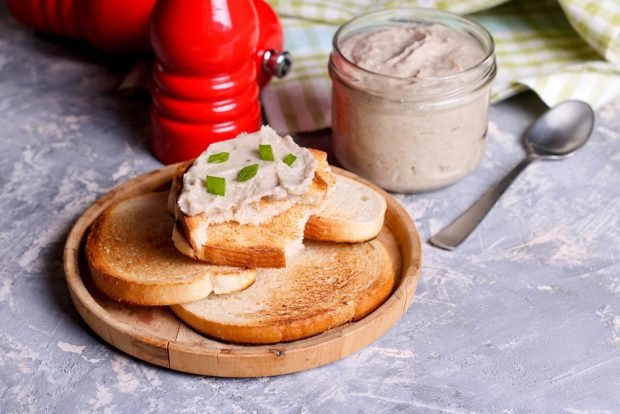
[178,126,317,224]
[340,24,485,79]
[330,19,494,192]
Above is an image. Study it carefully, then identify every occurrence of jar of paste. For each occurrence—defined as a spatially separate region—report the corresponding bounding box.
[329,8,496,192]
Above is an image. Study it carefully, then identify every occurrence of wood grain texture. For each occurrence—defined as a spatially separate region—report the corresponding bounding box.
[63,164,422,377]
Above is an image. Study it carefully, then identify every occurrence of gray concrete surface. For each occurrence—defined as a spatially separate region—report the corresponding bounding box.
[0,3,619,413]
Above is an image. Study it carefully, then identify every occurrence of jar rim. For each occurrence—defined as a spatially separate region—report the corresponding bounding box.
[331,7,496,83]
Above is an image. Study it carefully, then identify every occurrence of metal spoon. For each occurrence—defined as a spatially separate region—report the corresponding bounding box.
[430,100,595,251]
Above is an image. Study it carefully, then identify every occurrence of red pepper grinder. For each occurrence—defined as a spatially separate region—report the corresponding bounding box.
[150,0,291,164]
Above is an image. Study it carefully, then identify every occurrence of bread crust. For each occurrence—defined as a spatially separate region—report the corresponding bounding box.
[170,305,339,344]
[304,215,384,243]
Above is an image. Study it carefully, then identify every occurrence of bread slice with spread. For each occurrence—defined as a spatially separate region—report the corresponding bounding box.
[169,126,335,268]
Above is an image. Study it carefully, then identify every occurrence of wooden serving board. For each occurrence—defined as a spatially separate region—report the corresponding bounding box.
[63,165,422,377]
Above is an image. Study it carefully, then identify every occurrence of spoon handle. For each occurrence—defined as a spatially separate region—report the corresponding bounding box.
[430,154,537,250]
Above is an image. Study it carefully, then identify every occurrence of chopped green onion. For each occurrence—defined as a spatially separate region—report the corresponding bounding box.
[237,164,259,182]
[259,144,275,161]
[283,153,297,167]
[205,176,225,196]
[207,152,229,163]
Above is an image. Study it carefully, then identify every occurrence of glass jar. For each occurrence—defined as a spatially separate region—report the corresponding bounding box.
[329,8,496,193]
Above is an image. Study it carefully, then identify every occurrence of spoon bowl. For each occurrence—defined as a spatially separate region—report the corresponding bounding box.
[525,100,595,158]
[430,100,595,250]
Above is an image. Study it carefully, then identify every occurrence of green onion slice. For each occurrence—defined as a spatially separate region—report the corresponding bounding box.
[283,153,297,167]
[258,144,275,161]
[205,176,226,196]
[207,152,229,163]
[237,164,259,182]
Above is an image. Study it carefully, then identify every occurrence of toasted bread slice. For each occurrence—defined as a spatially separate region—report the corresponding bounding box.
[170,238,395,344]
[86,192,256,306]
[305,174,387,243]
[171,150,335,268]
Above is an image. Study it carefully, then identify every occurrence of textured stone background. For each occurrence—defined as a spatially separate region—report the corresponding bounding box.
[1,2,619,413]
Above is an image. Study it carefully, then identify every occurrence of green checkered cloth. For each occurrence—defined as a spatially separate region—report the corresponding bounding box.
[262,0,620,133]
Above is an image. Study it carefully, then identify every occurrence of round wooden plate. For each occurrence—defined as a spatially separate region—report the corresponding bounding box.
[63,164,422,377]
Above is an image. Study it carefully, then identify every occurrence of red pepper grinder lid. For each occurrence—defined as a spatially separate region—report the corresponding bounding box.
[150,0,291,165]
